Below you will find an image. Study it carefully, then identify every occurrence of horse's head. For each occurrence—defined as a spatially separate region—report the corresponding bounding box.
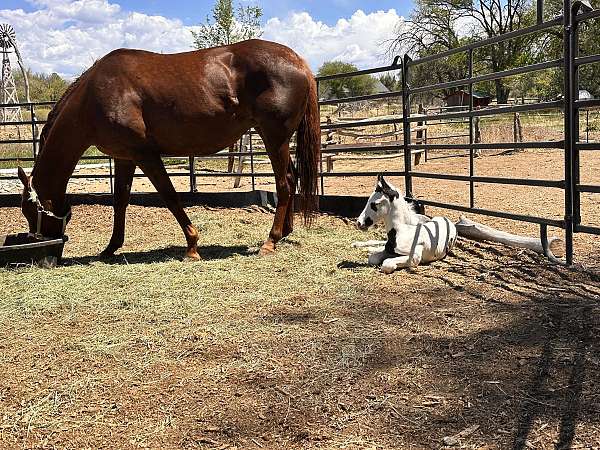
[17,167,71,239]
[356,174,401,230]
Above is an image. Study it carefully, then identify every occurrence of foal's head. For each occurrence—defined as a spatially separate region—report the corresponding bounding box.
[356,174,401,230]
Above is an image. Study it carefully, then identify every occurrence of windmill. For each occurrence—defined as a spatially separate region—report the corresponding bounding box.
[0,24,30,123]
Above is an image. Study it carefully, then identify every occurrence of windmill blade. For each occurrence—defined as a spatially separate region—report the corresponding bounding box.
[0,24,16,49]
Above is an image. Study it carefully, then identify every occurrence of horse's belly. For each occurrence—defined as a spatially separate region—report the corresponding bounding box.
[150,115,253,156]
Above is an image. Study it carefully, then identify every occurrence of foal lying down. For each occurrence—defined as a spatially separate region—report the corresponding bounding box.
[353,175,457,273]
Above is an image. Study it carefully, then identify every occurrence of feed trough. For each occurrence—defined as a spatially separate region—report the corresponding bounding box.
[0,233,67,268]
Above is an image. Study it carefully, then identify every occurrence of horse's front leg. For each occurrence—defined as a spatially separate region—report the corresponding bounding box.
[137,153,200,261]
[101,159,136,257]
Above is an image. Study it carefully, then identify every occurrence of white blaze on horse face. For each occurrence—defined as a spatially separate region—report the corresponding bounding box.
[356,192,388,230]
[28,186,38,203]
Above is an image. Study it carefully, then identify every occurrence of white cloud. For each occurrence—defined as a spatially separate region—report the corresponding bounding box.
[0,2,405,79]
[263,9,405,71]
[1,0,196,78]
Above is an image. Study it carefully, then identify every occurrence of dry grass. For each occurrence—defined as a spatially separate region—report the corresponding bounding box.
[1,205,600,449]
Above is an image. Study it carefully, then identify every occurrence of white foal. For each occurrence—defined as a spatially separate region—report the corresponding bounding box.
[353,175,457,273]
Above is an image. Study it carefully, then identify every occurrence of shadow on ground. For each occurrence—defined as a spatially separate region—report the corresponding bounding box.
[174,241,600,448]
[64,244,256,265]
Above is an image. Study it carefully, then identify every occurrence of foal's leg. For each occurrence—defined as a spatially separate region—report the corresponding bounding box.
[136,154,200,260]
[352,240,387,248]
[368,250,389,266]
[381,245,424,274]
[101,159,136,257]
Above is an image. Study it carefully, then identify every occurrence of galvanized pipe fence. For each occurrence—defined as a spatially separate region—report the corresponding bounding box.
[0,0,599,264]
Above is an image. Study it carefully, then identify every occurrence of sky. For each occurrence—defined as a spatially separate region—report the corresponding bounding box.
[0,0,414,79]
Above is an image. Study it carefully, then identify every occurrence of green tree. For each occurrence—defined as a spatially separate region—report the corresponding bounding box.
[317,61,377,99]
[378,73,400,91]
[13,69,69,102]
[389,0,537,104]
[46,73,70,101]
[535,0,600,100]
[192,0,262,49]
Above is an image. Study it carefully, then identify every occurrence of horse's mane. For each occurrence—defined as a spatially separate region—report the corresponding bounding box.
[38,62,97,152]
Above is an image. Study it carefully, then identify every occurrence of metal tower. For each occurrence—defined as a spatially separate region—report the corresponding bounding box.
[0,24,30,123]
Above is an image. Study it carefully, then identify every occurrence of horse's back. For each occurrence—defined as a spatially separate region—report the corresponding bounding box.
[77,40,314,155]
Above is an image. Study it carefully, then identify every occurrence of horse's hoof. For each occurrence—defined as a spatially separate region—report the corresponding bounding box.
[258,242,276,256]
[183,252,201,262]
[99,249,116,259]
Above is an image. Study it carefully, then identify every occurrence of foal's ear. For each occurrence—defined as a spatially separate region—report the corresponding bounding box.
[377,175,399,200]
[17,166,30,189]
[378,174,391,189]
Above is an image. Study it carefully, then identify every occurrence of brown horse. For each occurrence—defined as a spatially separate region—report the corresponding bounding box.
[17,39,321,260]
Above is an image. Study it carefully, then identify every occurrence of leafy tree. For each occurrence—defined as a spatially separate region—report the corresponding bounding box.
[534,0,600,100]
[192,0,262,49]
[378,73,400,91]
[317,61,376,99]
[389,0,537,103]
[13,70,69,102]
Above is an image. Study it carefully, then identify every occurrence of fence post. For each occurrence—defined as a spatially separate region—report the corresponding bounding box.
[188,156,196,193]
[108,157,114,195]
[513,112,523,152]
[563,0,575,265]
[250,131,256,191]
[30,104,37,160]
[468,49,475,209]
[416,103,424,146]
[572,3,586,237]
[401,55,413,197]
[317,78,325,195]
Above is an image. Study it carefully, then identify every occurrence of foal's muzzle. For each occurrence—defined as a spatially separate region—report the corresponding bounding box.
[356,217,373,231]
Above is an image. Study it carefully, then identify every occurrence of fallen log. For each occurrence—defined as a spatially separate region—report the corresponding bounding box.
[455,216,565,259]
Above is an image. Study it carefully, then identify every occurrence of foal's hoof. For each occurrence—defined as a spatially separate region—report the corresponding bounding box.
[258,242,276,256]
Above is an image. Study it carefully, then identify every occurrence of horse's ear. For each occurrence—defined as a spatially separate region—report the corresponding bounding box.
[17,167,30,189]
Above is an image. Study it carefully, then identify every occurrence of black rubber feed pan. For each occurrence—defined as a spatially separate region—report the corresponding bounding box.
[0,233,67,268]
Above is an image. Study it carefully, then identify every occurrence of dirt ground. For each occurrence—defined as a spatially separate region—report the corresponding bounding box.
[1,205,600,449]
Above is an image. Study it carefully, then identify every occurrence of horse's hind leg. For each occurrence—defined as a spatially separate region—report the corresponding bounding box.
[259,137,293,255]
[282,160,297,238]
[101,159,136,257]
[136,153,200,261]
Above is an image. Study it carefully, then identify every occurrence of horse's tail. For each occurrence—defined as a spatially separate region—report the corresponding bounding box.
[295,73,321,224]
